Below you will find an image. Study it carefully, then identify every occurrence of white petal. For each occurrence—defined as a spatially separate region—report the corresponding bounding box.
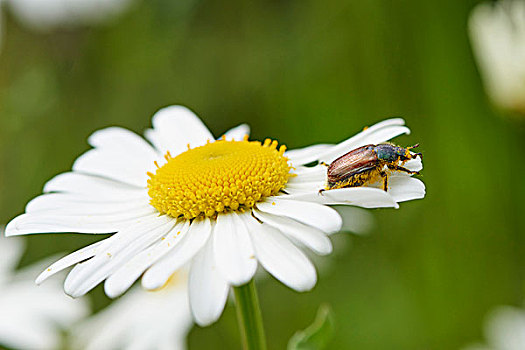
[72,283,192,350]
[88,126,161,160]
[147,105,214,156]
[104,221,190,298]
[282,187,399,209]
[285,144,334,166]
[43,172,145,199]
[142,217,212,290]
[335,206,375,235]
[0,265,88,350]
[36,239,108,284]
[387,176,426,202]
[485,306,525,350]
[285,167,326,193]
[318,118,410,163]
[0,315,59,350]
[5,206,157,236]
[252,210,332,255]
[189,237,229,326]
[288,165,326,183]
[256,198,342,234]
[213,212,257,286]
[222,124,250,141]
[0,234,24,283]
[72,289,139,350]
[25,193,148,215]
[144,128,164,157]
[245,219,317,292]
[284,181,323,194]
[72,148,153,187]
[404,157,423,172]
[64,216,175,297]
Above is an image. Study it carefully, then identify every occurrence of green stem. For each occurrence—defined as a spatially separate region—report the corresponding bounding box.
[233,280,267,350]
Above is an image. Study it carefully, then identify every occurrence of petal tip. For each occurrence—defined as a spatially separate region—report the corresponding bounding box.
[103,282,123,299]
[4,220,21,237]
[35,271,47,285]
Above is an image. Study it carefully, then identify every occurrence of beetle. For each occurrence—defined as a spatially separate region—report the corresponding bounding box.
[321,143,422,192]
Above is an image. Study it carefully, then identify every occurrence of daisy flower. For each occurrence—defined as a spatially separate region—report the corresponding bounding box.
[469,0,525,116]
[0,229,88,350]
[463,305,525,350]
[5,105,424,326]
[71,270,192,350]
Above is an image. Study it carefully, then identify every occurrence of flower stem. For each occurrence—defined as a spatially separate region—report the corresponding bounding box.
[233,280,267,350]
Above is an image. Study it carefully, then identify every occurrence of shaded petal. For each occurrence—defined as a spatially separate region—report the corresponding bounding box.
[5,206,157,236]
[142,217,212,290]
[256,198,342,234]
[213,212,257,286]
[64,216,175,297]
[104,221,190,298]
[36,239,108,284]
[25,193,148,215]
[222,124,250,141]
[284,166,326,194]
[335,206,375,235]
[288,165,326,183]
[146,106,214,156]
[284,182,323,194]
[286,144,334,166]
[43,172,145,199]
[282,187,399,209]
[72,148,153,187]
[404,157,423,172]
[318,118,410,164]
[245,218,317,292]
[0,234,24,283]
[252,210,332,255]
[88,126,161,160]
[189,237,229,326]
[387,176,426,202]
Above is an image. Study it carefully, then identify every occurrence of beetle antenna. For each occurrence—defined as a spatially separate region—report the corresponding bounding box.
[408,144,419,150]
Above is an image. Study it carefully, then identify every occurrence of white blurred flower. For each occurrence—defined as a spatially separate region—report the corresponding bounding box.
[0,0,134,52]
[6,0,134,30]
[469,0,525,115]
[0,229,88,350]
[6,105,424,326]
[463,305,525,350]
[72,271,192,350]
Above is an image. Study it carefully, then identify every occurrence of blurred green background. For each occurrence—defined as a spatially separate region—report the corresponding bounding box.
[1,0,524,349]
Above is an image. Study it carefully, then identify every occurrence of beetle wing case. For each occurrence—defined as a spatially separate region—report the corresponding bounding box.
[327,145,378,183]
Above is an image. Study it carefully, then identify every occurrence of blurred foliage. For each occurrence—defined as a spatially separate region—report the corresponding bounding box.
[288,304,335,350]
[1,0,524,349]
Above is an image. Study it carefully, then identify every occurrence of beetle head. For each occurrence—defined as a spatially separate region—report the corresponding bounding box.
[406,144,422,159]
[374,144,398,162]
[393,144,422,161]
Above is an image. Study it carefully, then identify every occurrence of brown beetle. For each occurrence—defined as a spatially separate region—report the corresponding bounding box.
[322,143,422,192]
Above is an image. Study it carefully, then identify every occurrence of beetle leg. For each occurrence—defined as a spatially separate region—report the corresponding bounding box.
[387,164,420,175]
[318,188,326,196]
[380,171,388,192]
[320,161,329,167]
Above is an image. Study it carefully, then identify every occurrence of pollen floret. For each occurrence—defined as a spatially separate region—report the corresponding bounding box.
[147,138,291,219]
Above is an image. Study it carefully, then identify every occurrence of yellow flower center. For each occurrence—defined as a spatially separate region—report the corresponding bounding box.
[147,137,292,219]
